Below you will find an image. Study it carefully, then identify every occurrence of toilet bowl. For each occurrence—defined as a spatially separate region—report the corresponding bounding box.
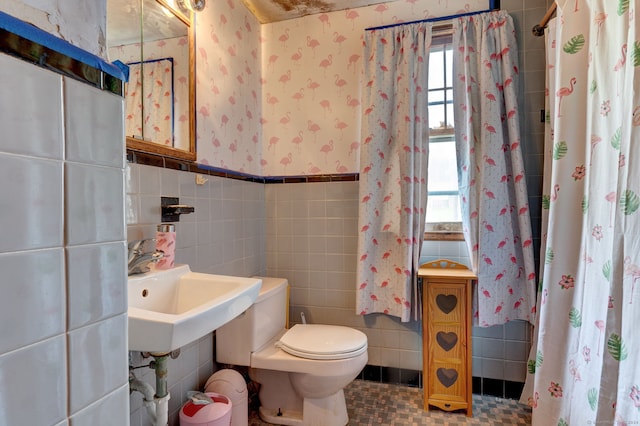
[250,325,368,425]
[216,277,368,426]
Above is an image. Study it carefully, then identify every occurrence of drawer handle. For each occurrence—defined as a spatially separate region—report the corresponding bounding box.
[444,403,451,408]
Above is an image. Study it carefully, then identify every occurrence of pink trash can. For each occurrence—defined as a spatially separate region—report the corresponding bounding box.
[179,392,232,426]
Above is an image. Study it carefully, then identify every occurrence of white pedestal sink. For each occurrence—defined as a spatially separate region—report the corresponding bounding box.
[128,264,262,353]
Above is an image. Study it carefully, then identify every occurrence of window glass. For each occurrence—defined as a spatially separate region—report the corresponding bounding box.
[445,48,453,86]
[426,39,461,228]
[427,140,458,192]
[426,195,462,223]
[445,103,454,128]
[428,49,445,88]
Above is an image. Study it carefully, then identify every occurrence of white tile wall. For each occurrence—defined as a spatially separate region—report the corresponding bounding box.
[0,249,65,354]
[0,336,67,425]
[69,384,130,426]
[64,78,125,168]
[0,153,63,253]
[0,53,63,159]
[68,314,128,413]
[0,52,128,424]
[67,242,127,330]
[66,162,125,245]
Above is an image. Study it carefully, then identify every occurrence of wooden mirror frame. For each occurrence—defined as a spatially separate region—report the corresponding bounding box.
[125,0,196,161]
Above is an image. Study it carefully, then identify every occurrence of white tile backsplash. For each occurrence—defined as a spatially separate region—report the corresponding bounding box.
[160,167,181,196]
[66,163,125,245]
[0,249,65,354]
[125,163,140,194]
[0,54,63,159]
[176,221,197,248]
[68,314,128,414]
[179,171,197,197]
[139,165,161,194]
[67,242,127,330]
[0,336,67,425]
[0,153,63,253]
[139,194,162,223]
[1,51,128,424]
[126,193,139,224]
[64,78,125,168]
[70,385,130,426]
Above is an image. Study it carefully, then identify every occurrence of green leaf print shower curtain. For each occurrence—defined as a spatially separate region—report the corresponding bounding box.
[521,1,640,424]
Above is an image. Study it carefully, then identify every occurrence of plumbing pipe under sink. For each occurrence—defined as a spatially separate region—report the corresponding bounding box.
[130,354,171,426]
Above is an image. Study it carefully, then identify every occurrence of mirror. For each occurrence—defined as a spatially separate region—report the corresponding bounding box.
[107,0,196,161]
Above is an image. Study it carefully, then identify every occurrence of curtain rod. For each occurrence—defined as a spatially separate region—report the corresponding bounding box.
[365,0,500,31]
[532,2,557,36]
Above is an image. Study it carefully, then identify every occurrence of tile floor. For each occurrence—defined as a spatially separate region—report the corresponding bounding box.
[248,380,532,425]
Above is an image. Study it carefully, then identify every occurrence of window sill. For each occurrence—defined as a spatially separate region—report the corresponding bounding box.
[424,222,464,241]
[424,231,465,241]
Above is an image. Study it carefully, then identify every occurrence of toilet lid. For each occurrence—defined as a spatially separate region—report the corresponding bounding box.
[277,324,368,360]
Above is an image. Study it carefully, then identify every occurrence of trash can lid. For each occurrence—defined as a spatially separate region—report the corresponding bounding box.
[205,369,247,394]
[180,393,232,420]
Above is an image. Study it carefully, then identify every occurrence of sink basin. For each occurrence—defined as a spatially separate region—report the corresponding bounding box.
[128,265,262,353]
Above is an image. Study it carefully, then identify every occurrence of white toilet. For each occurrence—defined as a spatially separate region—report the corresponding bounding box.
[216,277,368,426]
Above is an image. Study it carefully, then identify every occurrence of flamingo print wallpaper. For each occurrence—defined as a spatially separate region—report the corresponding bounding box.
[196,0,263,175]
[195,0,491,176]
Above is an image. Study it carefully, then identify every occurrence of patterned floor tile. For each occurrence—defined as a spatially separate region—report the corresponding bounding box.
[248,380,532,425]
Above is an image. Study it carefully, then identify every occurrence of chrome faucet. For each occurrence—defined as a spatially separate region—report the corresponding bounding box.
[128,239,164,275]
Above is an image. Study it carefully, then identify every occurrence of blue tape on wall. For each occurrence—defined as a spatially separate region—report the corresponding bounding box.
[0,10,125,81]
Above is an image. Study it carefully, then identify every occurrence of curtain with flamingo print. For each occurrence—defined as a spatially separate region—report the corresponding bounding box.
[125,59,173,146]
[452,10,537,327]
[356,23,432,322]
[520,1,640,424]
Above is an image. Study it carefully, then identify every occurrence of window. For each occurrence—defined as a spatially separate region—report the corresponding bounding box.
[426,37,462,236]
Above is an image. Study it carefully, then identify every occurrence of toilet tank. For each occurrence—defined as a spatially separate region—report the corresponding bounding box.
[216,277,288,366]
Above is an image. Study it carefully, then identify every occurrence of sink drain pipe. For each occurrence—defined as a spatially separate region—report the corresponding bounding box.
[129,353,171,426]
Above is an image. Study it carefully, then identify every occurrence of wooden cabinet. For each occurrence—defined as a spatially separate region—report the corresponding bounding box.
[418,259,475,417]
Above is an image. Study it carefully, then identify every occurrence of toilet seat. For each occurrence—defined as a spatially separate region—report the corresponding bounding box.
[276,324,368,360]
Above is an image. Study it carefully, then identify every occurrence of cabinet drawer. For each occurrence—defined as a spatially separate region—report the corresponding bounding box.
[428,360,467,401]
[426,283,466,324]
[428,325,466,360]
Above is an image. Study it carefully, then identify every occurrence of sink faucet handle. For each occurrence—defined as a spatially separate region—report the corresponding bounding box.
[128,239,155,251]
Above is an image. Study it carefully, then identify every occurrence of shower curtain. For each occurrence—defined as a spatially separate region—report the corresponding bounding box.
[356,23,432,322]
[125,59,174,145]
[521,1,640,424]
[452,11,537,326]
